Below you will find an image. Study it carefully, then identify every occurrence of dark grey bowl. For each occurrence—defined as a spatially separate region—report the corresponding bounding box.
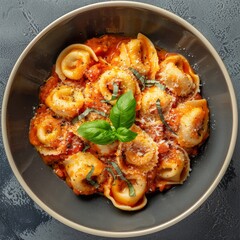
[2,1,238,238]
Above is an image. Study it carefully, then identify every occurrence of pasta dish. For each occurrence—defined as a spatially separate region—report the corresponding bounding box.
[29,33,209,211]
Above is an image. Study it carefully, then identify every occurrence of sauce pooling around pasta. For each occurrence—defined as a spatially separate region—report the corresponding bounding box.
[29,33,209,211]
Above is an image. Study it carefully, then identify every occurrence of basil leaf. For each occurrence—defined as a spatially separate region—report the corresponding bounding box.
[86,165,99,188]
[116,127,137,142]
[77,120,117,144]
[110,91,136,129]
[129,67,166,91]
[129,67,146,90]
[109,162,136,197]
[72,108,108,124]
[101,82,119,103]
[105,167,117,183]
[156,99,176,135]
[145,80,166,90]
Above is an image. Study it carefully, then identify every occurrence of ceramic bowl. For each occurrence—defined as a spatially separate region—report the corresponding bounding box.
[2,1,238,238]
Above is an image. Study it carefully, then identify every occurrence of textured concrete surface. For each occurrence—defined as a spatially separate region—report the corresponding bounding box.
[0,0,240,239]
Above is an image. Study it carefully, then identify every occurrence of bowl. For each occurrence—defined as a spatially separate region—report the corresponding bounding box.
[2,1,238,238]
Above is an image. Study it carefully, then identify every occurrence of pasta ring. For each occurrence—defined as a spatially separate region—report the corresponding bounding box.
[116,125,158,174]
[158,54,200,98]
[112,33,159,79]
[63,152,105,195]
[36,117,61,146]
[29,106,68,156]
[140,86,174,121]
[45,85,84,118]
[56,44,98,80]
[104,174,147,211]
[176,99,209,148]
[98,67,138,105]
[156,143,190,185]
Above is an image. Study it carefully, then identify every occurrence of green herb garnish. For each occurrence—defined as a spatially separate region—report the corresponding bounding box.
[82,144,90,152]
[86,165,99,188]
[78,120,117,145]
[129,67,146,90]
[156,99,176,135]
[72,108,108,124]
[109,90,136,129]
[77,91,137,145]
[109,162,136,197]
[129,68,165,90]
[101,82,119,103]
[105,167,117,183]
[145,80,165,90]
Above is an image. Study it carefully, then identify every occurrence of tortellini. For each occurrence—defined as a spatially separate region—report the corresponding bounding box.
[104,174,147,211]
[56,44,98,81]
[45,85,84,118]
[156,143,190,187]
[175,99,209,148]
[90,141,119,157]
[158,54,199,98]
[63,152,105,195]
[140,86,174,121]
[112,33,159,79]
[98,67,141,106]
[29,33,209,212]
[117,125,158,174]
[29,106,68,157]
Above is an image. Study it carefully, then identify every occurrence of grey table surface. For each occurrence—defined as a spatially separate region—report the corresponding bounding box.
[0,0,240,239]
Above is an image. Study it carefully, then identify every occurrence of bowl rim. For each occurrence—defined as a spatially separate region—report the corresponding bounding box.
[1,1,238,238]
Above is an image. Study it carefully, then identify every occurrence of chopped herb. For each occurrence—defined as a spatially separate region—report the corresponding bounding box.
[72,108,108,124]
[129,68,165,91]
[129,67,146,90]
[156,99,177,135]
[145,80,165,90]
[86,165,99,188]
[82,144,90,152]
[101,82,119,103]
[109,162,136,197]
[105,167,117,184]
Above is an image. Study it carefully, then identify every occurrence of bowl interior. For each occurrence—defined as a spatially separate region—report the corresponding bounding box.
[3,2,236,237]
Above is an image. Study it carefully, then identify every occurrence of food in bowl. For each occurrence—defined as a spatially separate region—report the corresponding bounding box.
[29,33,209,211]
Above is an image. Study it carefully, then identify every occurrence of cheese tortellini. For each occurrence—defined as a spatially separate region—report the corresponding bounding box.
[104,174,147,211]
[158,54,199,98]
[29,106,68,157]
[45,85,84,118]
[175,99,209,148]
[98,67,141,105]
[140,86,174,121]
[117,125,158,174]
[156,143,190,187]
[29,33,209,212]
[63,152,105,195]
[56,44,98,81]
[112,33,159,79]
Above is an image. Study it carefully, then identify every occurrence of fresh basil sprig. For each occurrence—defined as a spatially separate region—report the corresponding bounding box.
[78,120,117,145]
[77,91,137,145]
[110,90,136,129]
